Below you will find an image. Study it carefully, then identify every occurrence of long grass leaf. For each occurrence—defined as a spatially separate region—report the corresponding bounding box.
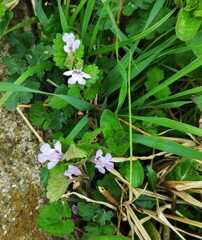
[0,82,92,111]
[132,134,202,160]
[68,114,88,139]
[80,0,95,39]
[132,56,202,108]
[126,116,202,137]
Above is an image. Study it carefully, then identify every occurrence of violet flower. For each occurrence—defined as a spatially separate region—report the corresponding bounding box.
[63,68,91,85]
[38,141,64,169]
[62,33,80,54]
[92,149,114,174]
[64,165,82,177]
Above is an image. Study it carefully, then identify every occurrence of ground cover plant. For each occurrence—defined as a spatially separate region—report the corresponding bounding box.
[1,0,202,239]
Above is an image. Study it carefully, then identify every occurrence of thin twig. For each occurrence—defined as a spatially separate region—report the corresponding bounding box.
[16,107,45,144]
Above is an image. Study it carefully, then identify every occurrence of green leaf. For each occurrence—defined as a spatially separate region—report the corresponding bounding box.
[132,134,202,160]
[83,64,100,86]
[0,10,13,38]
[166,159,202,181]
[77,202,100,221]
[84,77,102,101]
[53,33,67,69]
[176,8,202,41]
[135,195,156,209]
[101,110,129,156]
[101,110,125,140]
[146,166,157,190]
[48,84,69,109]
[93,209,113,225]
[0,82,93,111]
[2,55,27,74]
[28,101,50,127]
[25,43,53,77]
[79,128,102,144]
[128,116,202,137]
[46,172,71,202]
[119,161,144,187]
[63,144,87,161]
[145,67,171,99]
[97,174,121,200]
[5,80,40,109]
[186,29,202,56]
[143,221,161,240]
[40,167,50,187]
[8,31,35,56]
[90,236,131,240]
[81,222,116,240]
[193,95,202,111]
[37,202,74,236]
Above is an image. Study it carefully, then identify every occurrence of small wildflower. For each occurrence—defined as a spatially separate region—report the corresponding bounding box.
[62,33,80,54]
[64,165,82,177]
[38,141,64,169]
[92,149,114,174]
[63,68,91,85]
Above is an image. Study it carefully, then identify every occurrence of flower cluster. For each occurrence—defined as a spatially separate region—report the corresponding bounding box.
[91,149,114,174]
[38,141,64,169]
[38,142,114,176]
[62,32,91,85]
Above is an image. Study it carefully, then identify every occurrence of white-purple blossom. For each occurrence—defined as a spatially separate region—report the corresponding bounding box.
[62,33,80,54]
[38,141,64,169]
[91,149,114,174]
[64,165,82,177]
[63,68,91,85]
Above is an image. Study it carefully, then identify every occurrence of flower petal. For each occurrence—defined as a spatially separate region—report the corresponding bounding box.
[78,78,86,85]
[63,70,73,76]
[38,154,48,163]
[82,72,91,79]
[40,143,52,153]
[68,77,77,84]
[95,149,103,158]
[54,141,62,154]
[47,160,59,169]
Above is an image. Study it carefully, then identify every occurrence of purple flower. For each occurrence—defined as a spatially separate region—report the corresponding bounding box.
[38,141,64,169]
[92,149,114,174]
[63,68,91,85]
[64,165,82,177]
[62,33,80,54]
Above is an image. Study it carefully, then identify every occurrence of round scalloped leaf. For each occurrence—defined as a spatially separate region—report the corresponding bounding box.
[83,64,100,87]
[53,33,67,69]
[37,202,74,236]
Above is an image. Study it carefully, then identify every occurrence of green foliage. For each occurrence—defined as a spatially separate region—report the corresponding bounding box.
[28,101,50,127]
[8,31,35,56]
[25,43,52,77]
[52,33,67,69]
[80,222,117,240]
[134,195,156,209]
[100,110,129,156]
[145,67,171,99]
[77,202,100,221]
[63,144,87,161]
[146,166,157,190]
[40,167,50,187]
[119,161,144,187]
[5,79,40,109]
[46,172,71,202]
[48,84,69,109]
[176,0,202,41]
[97,174,121,200]
[166,159,202,181]
[2,55,27,74]
[37,202,74,236]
